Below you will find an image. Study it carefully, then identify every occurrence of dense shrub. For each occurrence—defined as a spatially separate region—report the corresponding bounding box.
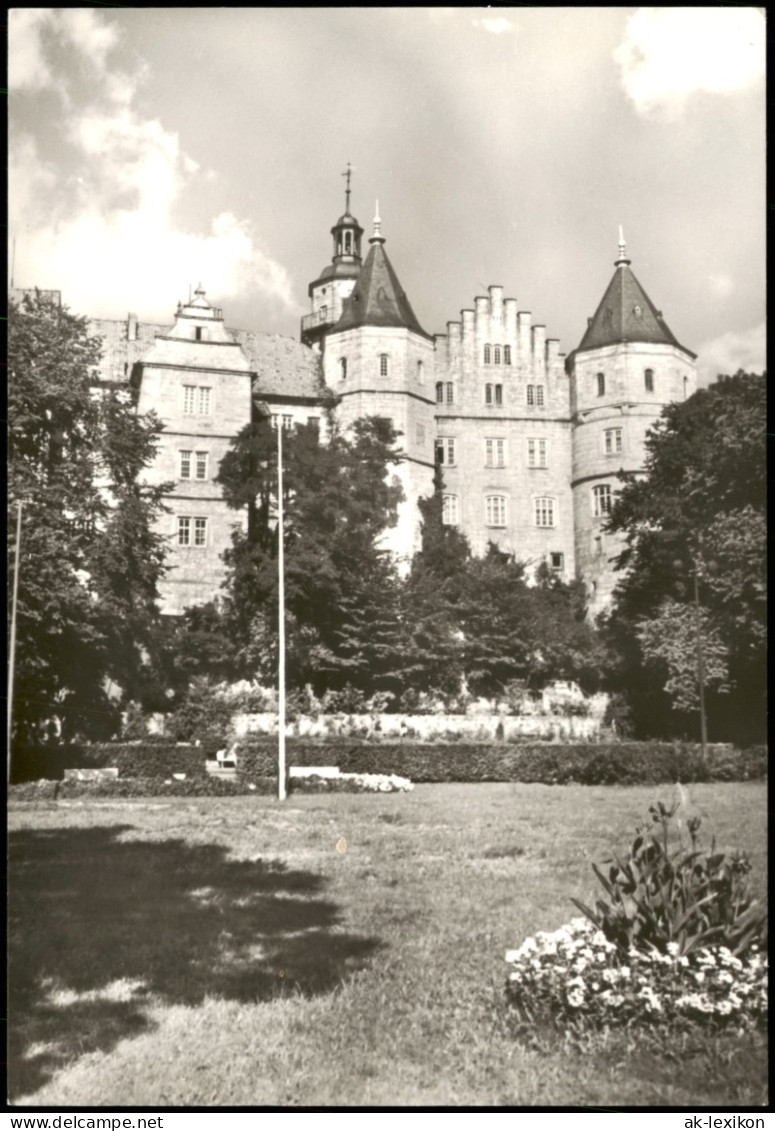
[54,775,276,798]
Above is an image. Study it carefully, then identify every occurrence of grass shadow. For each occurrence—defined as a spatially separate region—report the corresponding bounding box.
[9,825,381,1099]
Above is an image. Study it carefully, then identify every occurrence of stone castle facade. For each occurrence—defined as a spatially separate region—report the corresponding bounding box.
[83,194,697,617]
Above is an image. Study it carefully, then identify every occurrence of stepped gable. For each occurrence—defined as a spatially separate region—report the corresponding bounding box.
[333,206,431,339]
[233,329,327,398]
[574,235,696,358]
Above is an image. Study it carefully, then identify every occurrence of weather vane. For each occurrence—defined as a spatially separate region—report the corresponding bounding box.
[342,162,353,212]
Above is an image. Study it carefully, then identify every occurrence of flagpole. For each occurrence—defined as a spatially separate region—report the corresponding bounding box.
[277,421,287,801]
[8,500,24,782]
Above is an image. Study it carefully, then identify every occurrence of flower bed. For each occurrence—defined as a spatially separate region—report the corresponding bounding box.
[289,767,413,793]
[506,918,767,1033]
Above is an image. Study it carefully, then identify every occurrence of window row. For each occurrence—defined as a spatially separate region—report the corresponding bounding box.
[434,436,549,468]
[483,344,512,366]
[594,369,655,397]
[435,383,546,407]
[339,357,426,382]
[440,486,614,527]
[442,494,558,529]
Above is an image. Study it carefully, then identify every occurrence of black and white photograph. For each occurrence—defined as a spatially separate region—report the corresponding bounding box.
[7,6,767,1113]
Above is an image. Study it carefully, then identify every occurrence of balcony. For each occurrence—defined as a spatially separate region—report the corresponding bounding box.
[301,306,332,334]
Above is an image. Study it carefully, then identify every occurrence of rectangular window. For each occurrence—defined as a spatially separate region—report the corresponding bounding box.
[485,383,493,405]
[435,437,456,466]
[528,438,547,468]
[446,382,454,405]
[593,484,613,516]
[197,387,211,415]
[195,451,209,480]
[504,345,512,365]
[494,384,503,405]
[604,428,623,455]
[549,552,564,572]
[442,494,459,525]
[596,373,605,397]
[485,438,505,468]
[183,386,196,415]
[645,368,654,392]
[436,382,444,404]
[534,497,555,528]
[307,415,320,430]
[179,450,192,479]
[526,385,534,406]
[485,495,507,527]
[177,517,190,546]
[536,385,545,407]
[379,354,389,377]
[194,517,207,547]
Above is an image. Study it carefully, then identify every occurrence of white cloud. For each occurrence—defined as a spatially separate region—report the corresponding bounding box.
[615,7,765,117]
[472,16,515,35]
[697,321,766,386]
[9,9,55,91]
[9,9,296,319]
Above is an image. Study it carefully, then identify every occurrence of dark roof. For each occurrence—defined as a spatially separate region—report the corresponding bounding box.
[332,240,431,338]
[575,261,695,357]
[231,329,327,398]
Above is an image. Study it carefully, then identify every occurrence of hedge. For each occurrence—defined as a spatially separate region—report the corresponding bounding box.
[233,739,767,785]
[9,739,767,787]
[9,776,277,799]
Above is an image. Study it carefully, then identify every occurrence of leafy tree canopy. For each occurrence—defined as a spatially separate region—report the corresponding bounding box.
[604,372,766,741]
[8,293,170,744]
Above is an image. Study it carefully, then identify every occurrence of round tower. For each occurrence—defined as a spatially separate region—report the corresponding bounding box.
[567,232,698,616]
[322,204,436,563]
[301,164,364,351]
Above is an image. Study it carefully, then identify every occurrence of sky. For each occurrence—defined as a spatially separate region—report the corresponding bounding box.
[8,7,766,385]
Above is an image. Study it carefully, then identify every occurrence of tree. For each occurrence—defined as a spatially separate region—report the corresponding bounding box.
[8,293,170,744]
[215,413,406,694]
[604,373,766,741]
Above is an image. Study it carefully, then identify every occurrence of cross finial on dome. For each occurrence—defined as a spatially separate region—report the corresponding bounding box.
[342,162,353,213]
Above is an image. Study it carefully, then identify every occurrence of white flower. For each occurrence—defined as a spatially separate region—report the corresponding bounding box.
[666,941,680,957]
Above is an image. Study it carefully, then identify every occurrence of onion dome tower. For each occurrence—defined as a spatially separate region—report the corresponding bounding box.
[566,230,698,615]
[301,164,364,351]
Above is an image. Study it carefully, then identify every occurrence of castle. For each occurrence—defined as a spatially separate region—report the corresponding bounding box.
[85,188,697,618]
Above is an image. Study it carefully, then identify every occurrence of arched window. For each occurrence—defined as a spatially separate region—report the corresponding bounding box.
[503,345,512,366]
[446,382,454,405]
[417,360,424,383]
[436,382,444,404]
[344,231,352,253]
[485,495,507,527]
[644,368,654,392]
[484,344,492,365]
[596,372,605,397]
[535,385,545,407]
[379,354,389,377]
[493,345,501,365]
[340,358,347,381]
[494,384,503,406]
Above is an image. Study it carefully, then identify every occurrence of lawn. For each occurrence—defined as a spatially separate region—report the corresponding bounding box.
[8,781,768,1108]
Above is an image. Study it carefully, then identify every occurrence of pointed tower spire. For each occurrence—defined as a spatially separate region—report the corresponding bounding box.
[342,162,353,214]
[371,200,384,244]
[616,225,630,267]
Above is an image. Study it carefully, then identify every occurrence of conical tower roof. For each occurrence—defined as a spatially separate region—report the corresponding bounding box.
[333,205,431,339]
[574,234,695,358]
